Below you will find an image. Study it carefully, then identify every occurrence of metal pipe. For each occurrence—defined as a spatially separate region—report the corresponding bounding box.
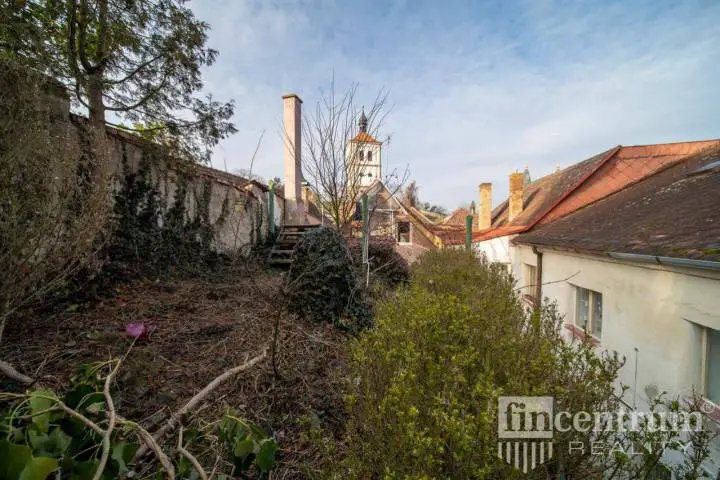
[606,252,720,271]
[533,246,543,310]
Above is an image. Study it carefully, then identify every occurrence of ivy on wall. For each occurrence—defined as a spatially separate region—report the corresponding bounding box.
[106,143,233,275]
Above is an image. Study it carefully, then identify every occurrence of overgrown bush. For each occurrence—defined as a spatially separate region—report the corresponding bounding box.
[0,61,110,343]
[341,250,714,479]
[105,145,231,278]
[285,227,371,332]
[349,242,409,289]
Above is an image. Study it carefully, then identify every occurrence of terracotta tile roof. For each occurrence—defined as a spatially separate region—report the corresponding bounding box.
[442,208,479,230]
[538,140,719,225]
[468,140,719,244]
[513,146,720,262]
[351,131,381,143]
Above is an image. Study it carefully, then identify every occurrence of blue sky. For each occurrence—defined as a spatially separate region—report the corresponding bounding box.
[191,0,720,209]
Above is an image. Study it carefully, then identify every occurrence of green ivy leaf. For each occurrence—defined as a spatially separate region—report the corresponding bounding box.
[27,430,49,452]
[255,439,278,473]
[18,457,58,480]
[63,384,95,410]
[29,391,54,434]
[69,460,99,480]
[0,440,32,480]
[47,428,72,456]
[84,402,105,417]
[111,441,138,474]
[233,438,255,461]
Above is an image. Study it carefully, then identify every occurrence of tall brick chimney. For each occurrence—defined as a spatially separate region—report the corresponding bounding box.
[282,94,303,221]
[478,183,492,230]
[508,172,525,222]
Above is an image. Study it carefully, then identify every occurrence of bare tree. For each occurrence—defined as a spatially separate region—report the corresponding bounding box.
[402,181,420,208]
[299,81,407,230]
[0,61,110,380]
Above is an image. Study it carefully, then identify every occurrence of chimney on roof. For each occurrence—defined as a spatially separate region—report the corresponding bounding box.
[282,94,303,221]
[478,183,492,230]
[508,172,525,222]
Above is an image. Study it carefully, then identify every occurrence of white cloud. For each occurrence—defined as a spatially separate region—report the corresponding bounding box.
[190,0,720,209]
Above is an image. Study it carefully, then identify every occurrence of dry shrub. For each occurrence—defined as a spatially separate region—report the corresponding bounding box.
[0,61,111,340]
[349,241,409,289]
[285,226,371,332]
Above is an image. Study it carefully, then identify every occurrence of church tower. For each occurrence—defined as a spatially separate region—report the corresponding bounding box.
[346,108,382,187]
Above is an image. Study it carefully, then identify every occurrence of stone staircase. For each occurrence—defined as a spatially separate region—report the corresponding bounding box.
[268,224,320,266]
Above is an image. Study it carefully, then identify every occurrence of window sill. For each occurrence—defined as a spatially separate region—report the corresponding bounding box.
[564,323,601,347]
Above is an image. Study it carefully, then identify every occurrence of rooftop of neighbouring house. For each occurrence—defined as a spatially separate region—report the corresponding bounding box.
[443,207,478,229]
[469,139,720,244]
[513,146,720,262]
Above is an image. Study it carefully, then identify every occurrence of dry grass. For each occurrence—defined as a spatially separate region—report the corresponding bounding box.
[0,265,349,478]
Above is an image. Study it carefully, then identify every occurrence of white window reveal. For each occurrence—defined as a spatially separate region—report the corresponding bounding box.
[575,287,603,340]
[701,326,720,405]
[523,264,537,304]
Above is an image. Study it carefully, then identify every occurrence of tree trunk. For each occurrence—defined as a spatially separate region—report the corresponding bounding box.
[88,71,105,129]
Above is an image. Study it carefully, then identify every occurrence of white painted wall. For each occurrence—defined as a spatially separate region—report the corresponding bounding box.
[513,244,720,473]
[473,236,513,265]
[346,140,382,187]
[514,244,720,406]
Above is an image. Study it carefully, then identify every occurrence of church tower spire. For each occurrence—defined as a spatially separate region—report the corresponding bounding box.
[358,108,368,133]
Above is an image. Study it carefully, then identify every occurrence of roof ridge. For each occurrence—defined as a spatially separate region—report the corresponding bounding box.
[525,145,622,230]
[531,144,720,226]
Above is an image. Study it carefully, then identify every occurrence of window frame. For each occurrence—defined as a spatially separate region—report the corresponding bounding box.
[700,326,720,406]
[523,263,537,305]
[396,220,411,244]
[572,286,603,341]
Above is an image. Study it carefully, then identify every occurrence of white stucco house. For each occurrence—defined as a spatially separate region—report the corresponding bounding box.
[510,145,720,475]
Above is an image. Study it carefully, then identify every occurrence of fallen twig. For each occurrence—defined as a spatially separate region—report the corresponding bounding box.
[177,426,208,480]
[135,347,268,459]
[0,359,34,385]
[92,358,122,480]
[129,418,176,479]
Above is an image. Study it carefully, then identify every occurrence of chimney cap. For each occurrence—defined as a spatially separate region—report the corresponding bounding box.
[282,93,303,103]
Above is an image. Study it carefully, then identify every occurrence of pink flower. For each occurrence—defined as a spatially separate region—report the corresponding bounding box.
[125,322,146,338]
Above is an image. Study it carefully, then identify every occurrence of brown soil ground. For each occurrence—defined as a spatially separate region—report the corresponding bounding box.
[0,265,349,478]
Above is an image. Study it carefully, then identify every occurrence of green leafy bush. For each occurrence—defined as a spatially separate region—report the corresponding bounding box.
[218,413,279,476]
[342,250,625,479]
[285,227,371,332]
[342,250,716,478]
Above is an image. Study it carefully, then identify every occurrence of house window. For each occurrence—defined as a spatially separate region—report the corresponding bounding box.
[575,287,603,339]
[701,326,720,404]
[397,221,410,243]
[358,150,365,162]
[367,150,373,163]
[523,264,537,303]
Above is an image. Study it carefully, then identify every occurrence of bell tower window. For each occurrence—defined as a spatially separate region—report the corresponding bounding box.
[367,150,373,163]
